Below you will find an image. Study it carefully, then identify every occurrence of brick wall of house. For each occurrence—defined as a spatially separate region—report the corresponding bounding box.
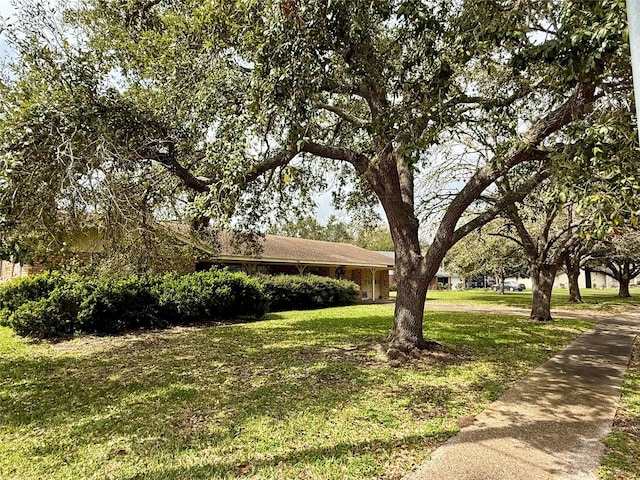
[379,270,389,298]
[350,269,363,294]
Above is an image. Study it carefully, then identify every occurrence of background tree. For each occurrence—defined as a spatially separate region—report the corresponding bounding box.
[562,238,594,303]
[588,230,640,298]
[268,214,395,250]
[446,221,528,292]
[355,224,395,251]
[498,181,586,320]
[0,0,631,351]
[268,215,354,243]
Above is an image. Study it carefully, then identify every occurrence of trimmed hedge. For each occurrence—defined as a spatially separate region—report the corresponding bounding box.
[158,270,268,323]
[10,281,89,338]
[3,270,267,338]
[1,270,358,339]
[258,274,359,311]
[77,275,167,334]
[0,271,69,326]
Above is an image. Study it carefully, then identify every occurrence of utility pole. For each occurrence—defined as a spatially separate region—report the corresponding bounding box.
[628,0,640,141]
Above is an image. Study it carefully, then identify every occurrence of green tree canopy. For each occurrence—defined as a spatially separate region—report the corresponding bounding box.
[268,215,355,243]
[0,0,633,351]
[588,229,640,298]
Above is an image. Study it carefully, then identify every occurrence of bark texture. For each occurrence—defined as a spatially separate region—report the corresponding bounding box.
[564,256,583,303]
[618,275,631,298]
[388,263,430,351]
[378,152,435,353]
[530,263,557,321]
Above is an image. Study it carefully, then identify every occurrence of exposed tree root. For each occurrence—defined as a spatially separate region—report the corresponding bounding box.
[385,339,443,366]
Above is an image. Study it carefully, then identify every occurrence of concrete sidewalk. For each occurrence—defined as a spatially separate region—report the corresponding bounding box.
[404,312,640,480]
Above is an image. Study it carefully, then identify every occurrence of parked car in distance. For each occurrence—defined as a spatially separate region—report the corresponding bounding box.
[493,281,526,292]
[467,278,496,288]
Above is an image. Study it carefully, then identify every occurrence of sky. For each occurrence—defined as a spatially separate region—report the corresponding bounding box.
[0,0,15,58]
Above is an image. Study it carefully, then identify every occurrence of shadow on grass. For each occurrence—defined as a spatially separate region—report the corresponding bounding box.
[0,308,590,478]
[0,311,395,438]
[426,290,532,307]
[122,432,456,480]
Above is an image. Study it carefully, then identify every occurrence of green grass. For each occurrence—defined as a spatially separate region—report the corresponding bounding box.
[423,288,640,311]
[0,304,590,479]
[599,339,640,480]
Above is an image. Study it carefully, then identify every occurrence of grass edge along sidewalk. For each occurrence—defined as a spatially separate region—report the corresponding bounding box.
[0,304,590,480]
[599,336,640,480]
[404,316,640,480]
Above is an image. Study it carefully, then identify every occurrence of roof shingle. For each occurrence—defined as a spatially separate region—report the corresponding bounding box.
[165,224,395,269]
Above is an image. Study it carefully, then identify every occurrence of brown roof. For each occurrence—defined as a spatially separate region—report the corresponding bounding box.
[222,234,394,268]
[166,224,394,269]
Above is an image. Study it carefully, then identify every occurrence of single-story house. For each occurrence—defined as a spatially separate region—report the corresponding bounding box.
[503,268,634,290]
[0,226,395,300]
[554,268,631,290]
[187,232,395,300]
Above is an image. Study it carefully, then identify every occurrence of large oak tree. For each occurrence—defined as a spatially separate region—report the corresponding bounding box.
[0,0,631,351]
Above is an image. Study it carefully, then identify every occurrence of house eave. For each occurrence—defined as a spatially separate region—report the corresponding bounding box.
[211,255,393,269]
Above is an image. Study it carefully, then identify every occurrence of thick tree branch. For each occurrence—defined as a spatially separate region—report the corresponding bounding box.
[300,141,370,175]
[318,103,369,127]
[151,153,211,193]
[629,263,640,277]
[425,82,595,266]
[451,169,551,244]
[239,142,370,190]
[540,205,560,250]
[546,227,584,265]
[590,265,619,279]
[244,148,299,184]
[504,203,539,259]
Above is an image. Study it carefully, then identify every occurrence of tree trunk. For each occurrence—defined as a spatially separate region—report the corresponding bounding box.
[530,263,557,321]
[618,275,631,298]
[564,257,583,303]
[388,258,430,352]
[375,152,438,354]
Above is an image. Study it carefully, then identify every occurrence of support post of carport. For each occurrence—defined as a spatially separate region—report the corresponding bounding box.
[369,268,377,300]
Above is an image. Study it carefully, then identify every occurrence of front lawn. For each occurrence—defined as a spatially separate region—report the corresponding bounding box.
[0,304,590,479]
[424,288,640,311]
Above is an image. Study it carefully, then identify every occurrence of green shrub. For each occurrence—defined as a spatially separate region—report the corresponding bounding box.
[4,269,268,339]
[8,280,88,338]
[3,271,362,338]
[257,274,359,311]
[77,275,166,334]
[0,271,68,326]
[158,270,268,323]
